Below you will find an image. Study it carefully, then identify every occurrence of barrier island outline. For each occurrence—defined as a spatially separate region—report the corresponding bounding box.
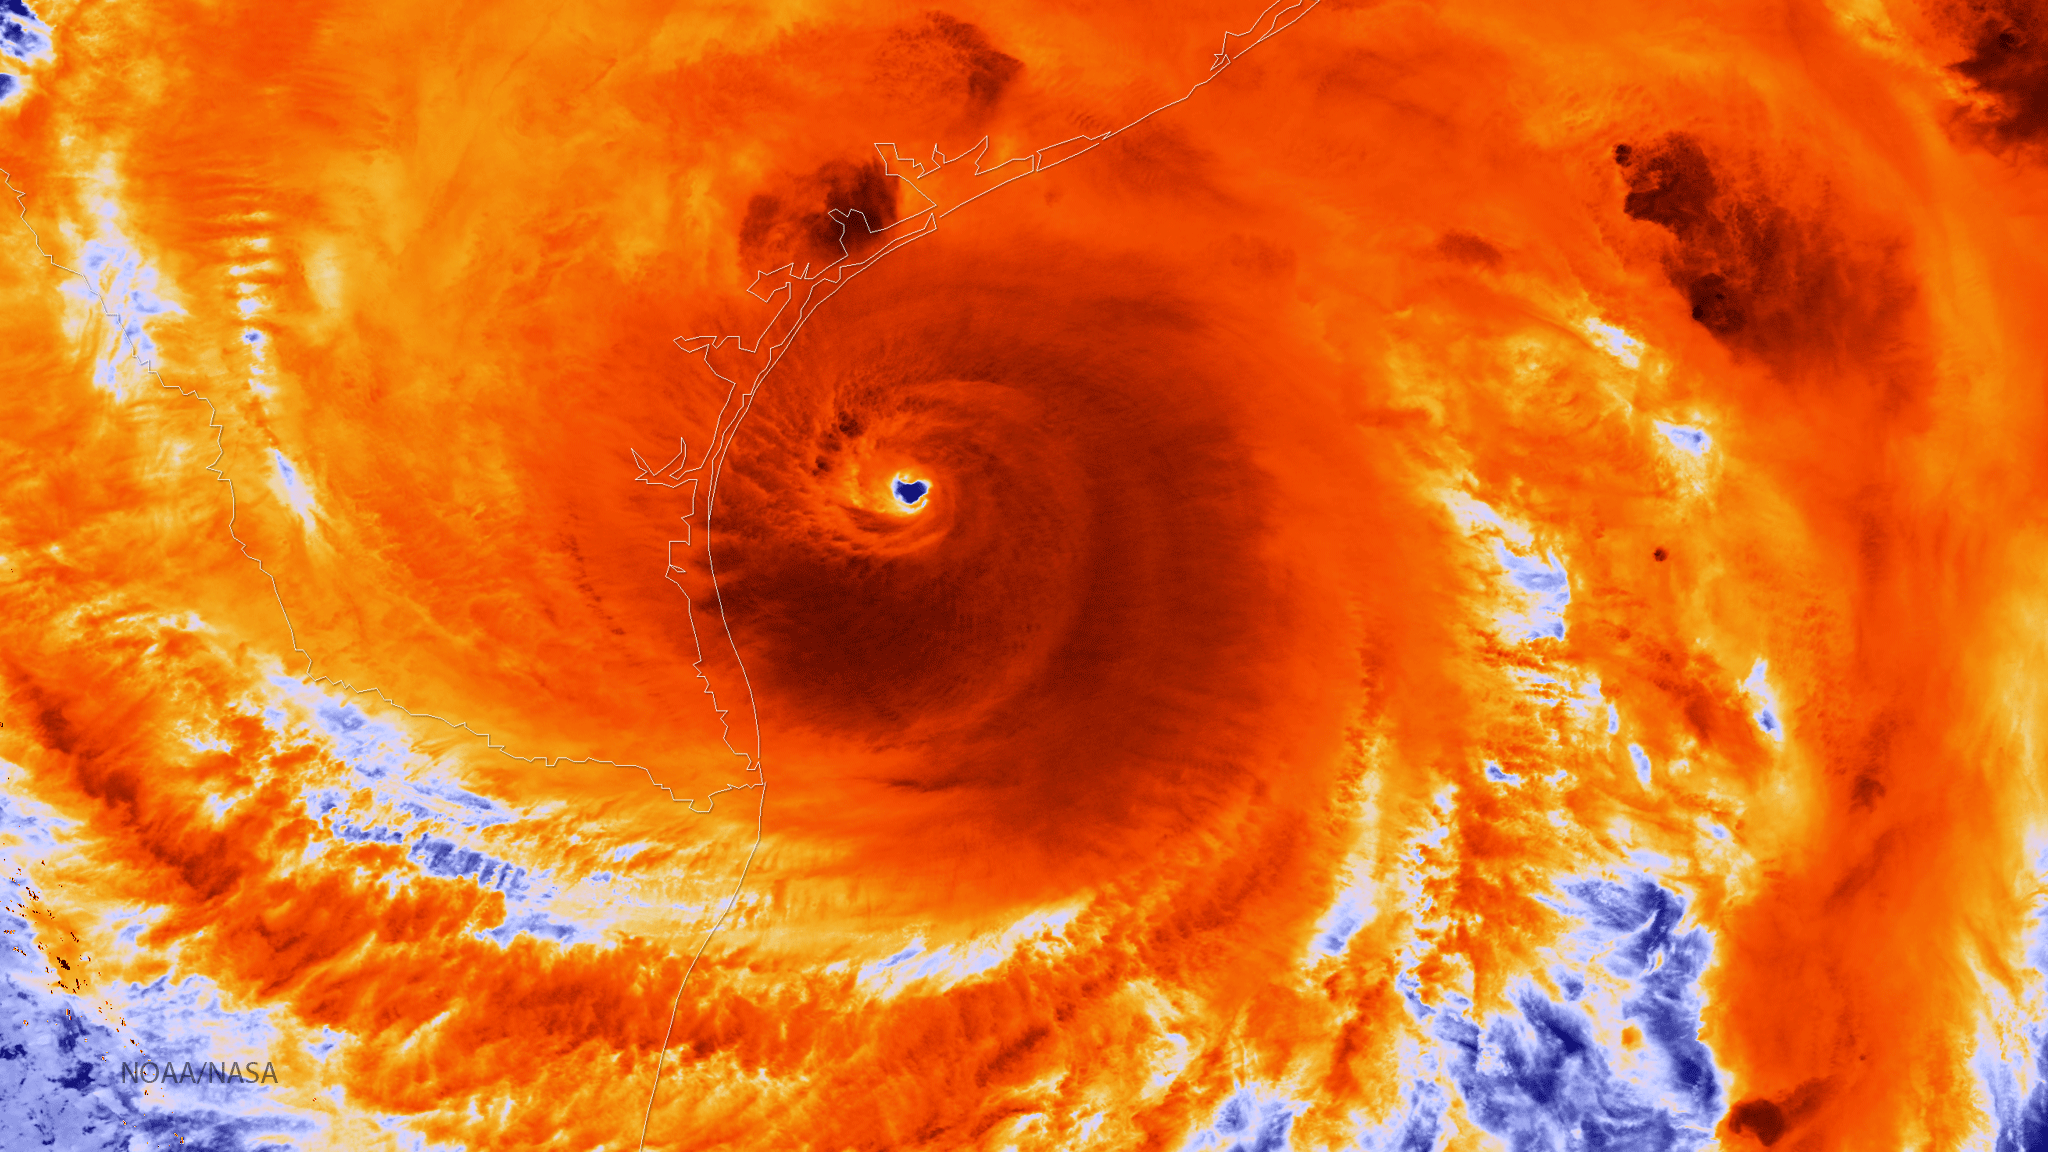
[632,1,1323,1143]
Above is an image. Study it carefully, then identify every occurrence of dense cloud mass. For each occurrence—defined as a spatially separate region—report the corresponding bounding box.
[2,0,2047,1148]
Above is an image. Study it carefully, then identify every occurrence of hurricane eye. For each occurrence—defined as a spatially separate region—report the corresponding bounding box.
[892,478,930,507]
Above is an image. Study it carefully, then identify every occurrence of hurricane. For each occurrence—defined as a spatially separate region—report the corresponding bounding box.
[3,0,2047,1148]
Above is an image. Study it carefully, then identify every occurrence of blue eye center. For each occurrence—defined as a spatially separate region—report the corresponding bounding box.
[892,478,929,506]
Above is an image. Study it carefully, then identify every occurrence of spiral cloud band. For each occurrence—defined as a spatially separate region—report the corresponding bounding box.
[2,0,2046,1149]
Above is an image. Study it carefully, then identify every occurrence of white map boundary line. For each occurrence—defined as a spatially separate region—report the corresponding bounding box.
[633,1,1321,1145]
[0,173,760,811]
